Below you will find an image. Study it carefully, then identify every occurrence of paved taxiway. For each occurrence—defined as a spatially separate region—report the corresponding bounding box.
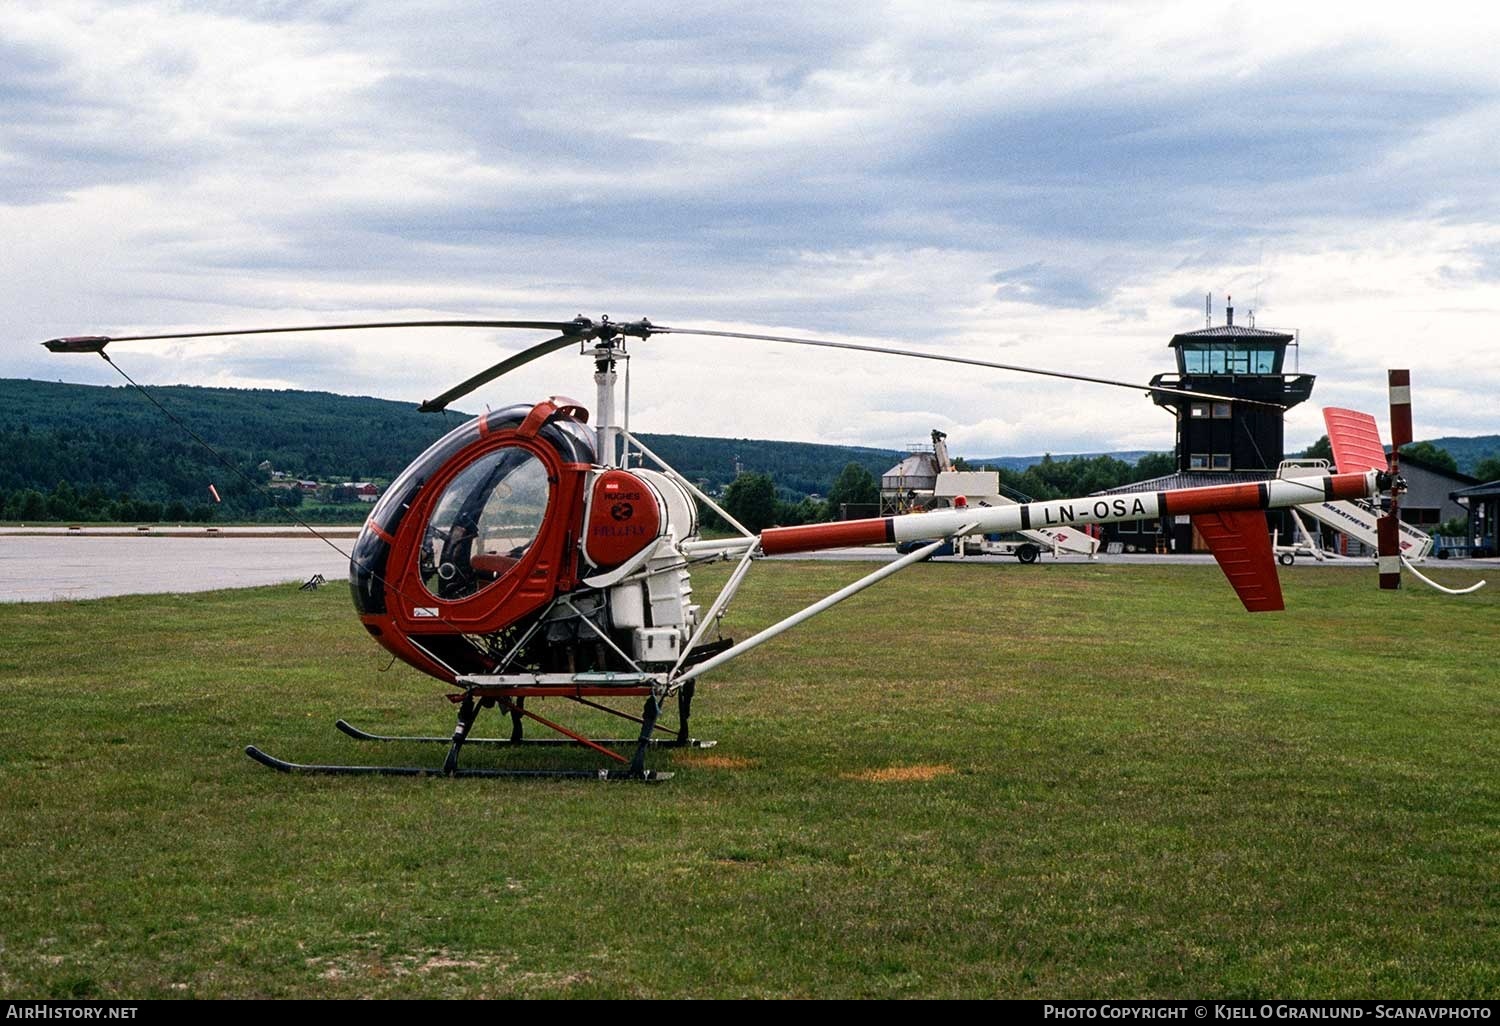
[0,531,1490,603]
[1,534,356,602]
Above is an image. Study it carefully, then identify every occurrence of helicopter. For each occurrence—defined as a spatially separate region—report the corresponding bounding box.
[43,316,1421,781]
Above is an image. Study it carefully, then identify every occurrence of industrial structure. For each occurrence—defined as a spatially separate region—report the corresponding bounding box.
[879,431,1098,559]
[878,432,945,515]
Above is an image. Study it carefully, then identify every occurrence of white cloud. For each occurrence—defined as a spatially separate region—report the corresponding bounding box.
[3,0,1498,463]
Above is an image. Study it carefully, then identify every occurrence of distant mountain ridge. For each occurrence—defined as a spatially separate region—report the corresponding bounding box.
[970,451,1153,472]
[0,379,907,512]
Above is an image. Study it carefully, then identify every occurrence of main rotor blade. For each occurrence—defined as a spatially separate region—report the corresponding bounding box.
[41,319,587,352]
[418,333,582,413]
[649,326,1287,409]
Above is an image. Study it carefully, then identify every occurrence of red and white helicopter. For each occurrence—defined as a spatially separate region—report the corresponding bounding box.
[43,317,1444,780]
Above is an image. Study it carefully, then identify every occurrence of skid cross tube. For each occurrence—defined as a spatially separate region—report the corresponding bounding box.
[502,700,629,764]
[335,717,709,748]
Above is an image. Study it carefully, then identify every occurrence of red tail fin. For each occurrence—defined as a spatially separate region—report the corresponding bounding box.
[1323,407,1387,475]
[1192,510,1284,612]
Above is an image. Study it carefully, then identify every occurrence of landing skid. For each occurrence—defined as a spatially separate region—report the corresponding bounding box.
[245,744,672,781]
[245,682,710,781]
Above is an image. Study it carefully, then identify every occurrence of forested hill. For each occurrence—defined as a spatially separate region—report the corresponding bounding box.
[1,378,463,482]
[8,378,1491,525]
[0,377,899,519]
[627,433,896,497]
[1420,436,1500,476]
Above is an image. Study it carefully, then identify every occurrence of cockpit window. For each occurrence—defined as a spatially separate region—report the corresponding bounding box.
[420,447,550,601]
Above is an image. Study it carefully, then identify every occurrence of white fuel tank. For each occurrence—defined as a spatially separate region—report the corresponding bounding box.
[631,469,699,542]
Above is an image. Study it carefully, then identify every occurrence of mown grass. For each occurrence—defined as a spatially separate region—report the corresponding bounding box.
[0,561,1496,998]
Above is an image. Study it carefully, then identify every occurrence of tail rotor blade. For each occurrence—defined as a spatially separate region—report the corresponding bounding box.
[1388,369,1413,450]
[1377,515,1402,590]
[1378,368,1412,590]
[1378,371,1485,597]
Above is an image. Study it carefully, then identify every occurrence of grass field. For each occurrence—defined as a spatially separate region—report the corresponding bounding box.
[1,561,1496,998]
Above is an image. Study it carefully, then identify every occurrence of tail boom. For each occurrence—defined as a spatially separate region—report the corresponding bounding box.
[760,471,1377,556]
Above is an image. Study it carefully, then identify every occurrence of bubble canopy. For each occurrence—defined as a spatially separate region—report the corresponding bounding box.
[420,446,551,601]
[349,403,594,622]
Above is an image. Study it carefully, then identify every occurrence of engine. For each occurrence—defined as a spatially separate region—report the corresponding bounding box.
[581,467,701,667]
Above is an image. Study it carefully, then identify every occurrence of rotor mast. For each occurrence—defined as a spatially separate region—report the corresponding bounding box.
[593,342,619,468]
[586,318,646,470]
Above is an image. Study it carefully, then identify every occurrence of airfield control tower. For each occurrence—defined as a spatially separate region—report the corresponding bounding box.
[1098,299,1315,553]
[1150,299,1314,475]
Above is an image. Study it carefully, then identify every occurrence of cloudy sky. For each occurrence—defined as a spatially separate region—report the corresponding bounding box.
[3,1,1497,457]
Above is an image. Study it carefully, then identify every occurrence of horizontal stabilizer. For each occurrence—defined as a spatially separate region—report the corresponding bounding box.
[1323,408,1388,475]
[1192,510,1285,612]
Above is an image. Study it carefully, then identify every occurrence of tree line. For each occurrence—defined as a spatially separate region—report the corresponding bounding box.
[708,452,1182,533]
[0,470,332,524]
[705,437,1493,535]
